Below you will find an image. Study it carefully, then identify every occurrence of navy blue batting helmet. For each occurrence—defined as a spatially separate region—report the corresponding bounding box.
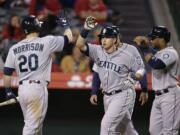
[21,15,43,34]
[148,26,171,42]
[98,26,118,39]
[111,25,120,35]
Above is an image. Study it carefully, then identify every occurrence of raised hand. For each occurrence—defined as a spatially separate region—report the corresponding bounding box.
[56,10,70,29]
[84,16,98,30]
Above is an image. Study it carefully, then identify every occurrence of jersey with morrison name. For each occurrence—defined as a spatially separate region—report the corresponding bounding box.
[5,35,65,82]
[87,43,144,92]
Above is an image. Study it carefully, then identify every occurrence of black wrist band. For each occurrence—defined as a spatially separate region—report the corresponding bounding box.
[63,24,70,29]
[80,29,90,38]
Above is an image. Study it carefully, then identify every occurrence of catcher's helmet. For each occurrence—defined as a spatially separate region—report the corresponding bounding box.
[148,26,171,42]
[98,26,118,39]
[21,15,42,34]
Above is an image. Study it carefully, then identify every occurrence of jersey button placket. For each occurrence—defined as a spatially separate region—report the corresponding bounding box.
[104,72,108,89]
[106,57,110,91]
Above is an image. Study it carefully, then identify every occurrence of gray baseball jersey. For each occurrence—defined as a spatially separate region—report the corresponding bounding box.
[88,43,145,92]
[92,43,142,135]
[5,35,65,82]
[149,46,180,135]
[86,42,143,135]
[152,46,179,90]
[4,35,65,135]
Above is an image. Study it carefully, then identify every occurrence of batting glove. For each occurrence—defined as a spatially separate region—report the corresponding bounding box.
[5,88,17,101]
[56,10,70,29]
[84,16,98,30]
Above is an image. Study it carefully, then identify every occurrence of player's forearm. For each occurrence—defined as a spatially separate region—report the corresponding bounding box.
[3,75,12,88]
[76,27,90,51]
[139,73,148,92]
[64,28,73,43]
[76,35,87,50]
[76,16,96,51]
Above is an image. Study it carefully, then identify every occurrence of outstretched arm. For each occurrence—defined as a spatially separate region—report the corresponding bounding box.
[56,10,73,43]
[76,16,97,51]
[64,28,73,43]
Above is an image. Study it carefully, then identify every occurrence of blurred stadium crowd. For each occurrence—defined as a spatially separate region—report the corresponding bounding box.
[0,0,124,73]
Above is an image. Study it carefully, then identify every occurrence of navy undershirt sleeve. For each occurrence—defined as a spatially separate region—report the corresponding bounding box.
[80,43,89,56]
[139,73,148,92]
[62,36,69,50]
[4,67,15,76]
[91,71,101,95]
[148,57,166,69]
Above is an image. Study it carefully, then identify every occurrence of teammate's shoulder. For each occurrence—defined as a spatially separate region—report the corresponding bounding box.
[168,47,178,56]
[42,35,56,39]
[160,46,179,58]
[123,43,138,51]
[126,43,137,49]
[9,42,20,50]
[42,34,60,38]
[87,43,102,48]
[163,46,177,53]
[8,43,18,54]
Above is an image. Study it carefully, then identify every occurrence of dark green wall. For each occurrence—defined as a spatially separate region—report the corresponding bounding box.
[0,89,154,135]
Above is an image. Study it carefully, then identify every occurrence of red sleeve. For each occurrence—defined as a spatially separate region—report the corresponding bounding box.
[75,0,88,16]
[92,0,107,23]
[2,25,10,39]
[98,0,107,12]
[28,0,37,15]
[14,28,24,41]
[45,0,62,15]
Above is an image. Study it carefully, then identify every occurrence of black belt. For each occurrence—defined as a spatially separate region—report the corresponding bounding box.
[102,89,122,96]
[19,80,40,85]
[155,89,169,96]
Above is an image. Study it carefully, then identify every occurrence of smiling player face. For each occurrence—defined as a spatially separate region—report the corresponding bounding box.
[101,37,116,51]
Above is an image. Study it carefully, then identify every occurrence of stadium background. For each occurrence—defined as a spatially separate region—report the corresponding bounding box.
[0,0,180,135]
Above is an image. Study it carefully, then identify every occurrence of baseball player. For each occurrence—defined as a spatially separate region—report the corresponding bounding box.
[3,12,73,135]
[135,26,180,135]
[90,25,148,135]
[76,16,146,135]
